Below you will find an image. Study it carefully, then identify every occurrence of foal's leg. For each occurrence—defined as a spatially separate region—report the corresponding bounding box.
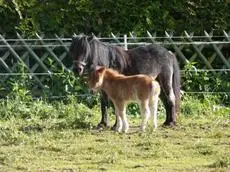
[115,111,122,133]
[140,101,150,131]
[120,106,129,133]
[150,95,159,130]
[114,102,129,133]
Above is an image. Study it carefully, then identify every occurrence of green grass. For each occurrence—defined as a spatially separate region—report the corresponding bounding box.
[0,96,230,172]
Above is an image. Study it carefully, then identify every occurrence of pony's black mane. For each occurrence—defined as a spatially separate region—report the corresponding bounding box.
[70,36,128,72]
[69,36,90,62]
[89,39,128,72]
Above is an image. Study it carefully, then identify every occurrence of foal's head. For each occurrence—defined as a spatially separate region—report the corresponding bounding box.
[88,66,106,92]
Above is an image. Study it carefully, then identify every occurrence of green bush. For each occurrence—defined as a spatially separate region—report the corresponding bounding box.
[1,1,229,37]
[0,96,95,130]
[181,62,230,105]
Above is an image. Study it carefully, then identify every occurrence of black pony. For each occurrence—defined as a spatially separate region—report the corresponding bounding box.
[69,35,180,128]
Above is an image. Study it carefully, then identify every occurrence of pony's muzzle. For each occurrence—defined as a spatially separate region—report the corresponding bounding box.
[75,65,84,75]
[73,60,86,75]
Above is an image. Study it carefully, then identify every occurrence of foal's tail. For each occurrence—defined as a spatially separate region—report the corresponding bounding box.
[150,80,161,97]
[172,54,181,114]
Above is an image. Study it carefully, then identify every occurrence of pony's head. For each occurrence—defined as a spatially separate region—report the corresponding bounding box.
[87,66,106,92]
[69,35,93,75]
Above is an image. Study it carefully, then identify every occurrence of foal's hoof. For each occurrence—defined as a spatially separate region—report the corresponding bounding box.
[163,121,176,128]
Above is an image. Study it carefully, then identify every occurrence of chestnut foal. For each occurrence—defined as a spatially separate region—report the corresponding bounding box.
[88,66,160,133]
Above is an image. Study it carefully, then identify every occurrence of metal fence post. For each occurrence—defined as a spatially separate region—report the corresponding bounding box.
[124,34,128,50]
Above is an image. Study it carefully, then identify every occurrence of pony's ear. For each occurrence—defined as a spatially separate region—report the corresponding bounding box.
[72,33,86,40]
[72,33,78,40]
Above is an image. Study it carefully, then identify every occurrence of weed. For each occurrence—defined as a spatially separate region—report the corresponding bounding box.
[209,156,230,168]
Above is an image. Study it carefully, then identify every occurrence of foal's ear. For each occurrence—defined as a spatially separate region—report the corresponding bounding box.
[95,66,105,74]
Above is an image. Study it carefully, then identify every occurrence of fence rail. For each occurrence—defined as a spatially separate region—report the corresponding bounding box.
[0,31,230,97]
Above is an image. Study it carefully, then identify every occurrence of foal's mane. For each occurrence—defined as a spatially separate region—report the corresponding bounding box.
[104,68,122,77]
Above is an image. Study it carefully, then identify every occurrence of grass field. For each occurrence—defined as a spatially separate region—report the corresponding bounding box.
[0,96,230,171]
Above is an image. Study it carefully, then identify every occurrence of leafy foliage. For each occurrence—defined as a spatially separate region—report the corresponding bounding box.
[181,62,230,105]
[0,0,229,37]
[2,62,33,101]
[0,96,94,129]
[0,60,99,107]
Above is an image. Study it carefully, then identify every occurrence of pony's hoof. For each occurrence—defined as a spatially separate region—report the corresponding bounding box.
[94,122,110,130]
[163,121,176,128]
[111,124,117,131]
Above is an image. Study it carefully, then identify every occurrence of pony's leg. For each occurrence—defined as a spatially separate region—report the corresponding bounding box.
[159,71,176,126]
[140,101,150,131]
[97,91,110,129]
[150,95,159,130]
[111,104,118,131]
[99,93,118,131]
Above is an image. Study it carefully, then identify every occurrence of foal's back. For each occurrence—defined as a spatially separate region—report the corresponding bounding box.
[104,71,156,102]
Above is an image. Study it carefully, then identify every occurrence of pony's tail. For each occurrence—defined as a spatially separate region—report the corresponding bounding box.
[172,54,181,114]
